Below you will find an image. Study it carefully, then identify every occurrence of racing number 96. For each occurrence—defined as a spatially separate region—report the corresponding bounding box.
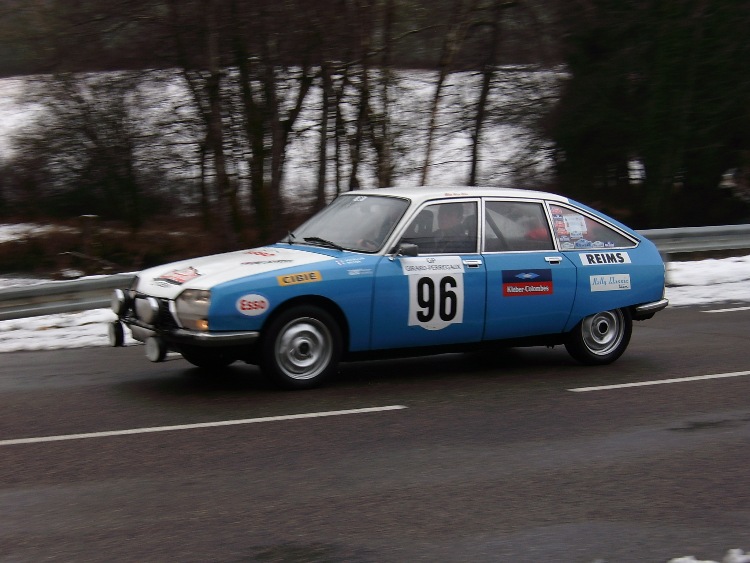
[416,276,458,322]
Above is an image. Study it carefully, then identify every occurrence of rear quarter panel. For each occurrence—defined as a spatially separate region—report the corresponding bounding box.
[564,237,665,331]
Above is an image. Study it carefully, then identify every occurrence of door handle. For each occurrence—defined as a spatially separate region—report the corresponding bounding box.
[544,256,563,264]
[462,259,483,268]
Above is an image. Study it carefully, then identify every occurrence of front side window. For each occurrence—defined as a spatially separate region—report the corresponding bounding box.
[549,204,635,250]
[484,201,554,252]
[399,201,478,254]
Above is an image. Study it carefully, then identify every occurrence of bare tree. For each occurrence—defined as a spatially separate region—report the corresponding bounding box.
[10,72,177,229]
[468,0,518,185]
[420,0,480,185]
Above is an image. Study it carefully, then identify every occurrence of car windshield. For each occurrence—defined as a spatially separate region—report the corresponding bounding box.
[288,194,410,253]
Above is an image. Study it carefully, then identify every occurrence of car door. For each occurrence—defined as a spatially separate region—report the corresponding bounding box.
[370,199,486,350]
[482,199,577,340]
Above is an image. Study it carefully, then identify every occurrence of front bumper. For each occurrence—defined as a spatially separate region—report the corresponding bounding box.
[113,289,259,348]
[125,319,260,347]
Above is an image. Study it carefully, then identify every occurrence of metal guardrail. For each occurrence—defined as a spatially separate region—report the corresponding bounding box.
[0,273,135,321]
[638,224,750,255]
[1,224,749,321]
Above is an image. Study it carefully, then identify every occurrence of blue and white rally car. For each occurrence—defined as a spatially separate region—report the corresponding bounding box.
[110,187,668,388]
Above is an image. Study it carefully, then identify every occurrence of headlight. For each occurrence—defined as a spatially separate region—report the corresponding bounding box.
[135,296,160,324]
[175,289,211,331]
[111,288,130,315]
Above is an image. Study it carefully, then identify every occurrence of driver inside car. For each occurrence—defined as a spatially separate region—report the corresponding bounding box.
[432,203,474,253]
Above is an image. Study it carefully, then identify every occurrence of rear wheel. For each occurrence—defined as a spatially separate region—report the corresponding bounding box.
[179,345,237,369]
[259,305,342,389]
[565,308,632,365]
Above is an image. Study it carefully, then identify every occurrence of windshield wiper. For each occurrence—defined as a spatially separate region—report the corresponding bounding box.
[303,236,344,251]
[285,231,296,245]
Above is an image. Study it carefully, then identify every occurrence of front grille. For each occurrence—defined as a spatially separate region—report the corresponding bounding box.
[157,300,179,330]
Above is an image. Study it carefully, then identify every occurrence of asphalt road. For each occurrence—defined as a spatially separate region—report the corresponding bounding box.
[1,305,749,562]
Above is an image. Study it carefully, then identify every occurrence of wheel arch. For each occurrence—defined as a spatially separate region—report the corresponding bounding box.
[564,306,633,365]
[262,295,351,353]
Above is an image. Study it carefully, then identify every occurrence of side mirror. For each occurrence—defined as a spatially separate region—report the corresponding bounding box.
[395,243,418,257]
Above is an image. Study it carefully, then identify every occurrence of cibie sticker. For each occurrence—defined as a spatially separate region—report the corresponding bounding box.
[236,294,269,316]
[590,274,631,292]
[277,271,322,286]
[579,251,631,265]
[401,256,465,331]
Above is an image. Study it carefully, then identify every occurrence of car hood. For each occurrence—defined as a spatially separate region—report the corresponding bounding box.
[137,245,337,299]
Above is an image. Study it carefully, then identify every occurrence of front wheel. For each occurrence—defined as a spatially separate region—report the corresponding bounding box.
[565,308,632,365]
[259,305,342,390]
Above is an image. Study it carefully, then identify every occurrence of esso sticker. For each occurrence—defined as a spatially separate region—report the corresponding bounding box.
[236,294,269,316]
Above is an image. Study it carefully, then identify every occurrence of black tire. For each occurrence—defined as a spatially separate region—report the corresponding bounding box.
[108,321,125,347]
[259,305,342,390]
[179,345,237,369]
[565,308,632,365]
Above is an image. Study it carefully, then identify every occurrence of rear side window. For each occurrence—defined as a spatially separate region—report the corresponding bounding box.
[484,201,554,252]
[549,205,635,250]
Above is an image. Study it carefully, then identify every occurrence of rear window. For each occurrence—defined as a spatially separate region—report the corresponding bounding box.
[549,205,635,250]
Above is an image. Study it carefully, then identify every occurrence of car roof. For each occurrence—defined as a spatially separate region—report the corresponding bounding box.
[339,186,571,207]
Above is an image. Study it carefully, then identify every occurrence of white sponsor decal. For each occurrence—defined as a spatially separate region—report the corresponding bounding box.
[401,257,465,331]
[154,266,201,286]
[236,293,270,316]
[590,274,631,292]
[245,248,278,257]
[347,268,373,276]
[564,215,588,234]
[400,256,465,276]
[579,251,632,266]
[337,257,366,265]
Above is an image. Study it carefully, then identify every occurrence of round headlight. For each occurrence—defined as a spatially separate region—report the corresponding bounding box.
[111,288,129,315]
[135,296,160,325]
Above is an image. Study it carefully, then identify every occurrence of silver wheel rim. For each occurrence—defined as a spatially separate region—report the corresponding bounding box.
[275,317,332,380]
[581,310,624,356]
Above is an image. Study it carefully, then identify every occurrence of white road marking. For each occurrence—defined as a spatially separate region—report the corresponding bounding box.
[0,405,408,447]
[702,306,750,313]
[569,370,750,393]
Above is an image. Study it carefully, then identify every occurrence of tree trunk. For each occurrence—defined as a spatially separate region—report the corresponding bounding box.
[205,0,238,248]
[315,63,333,210]
[375,0,395,188]
[230,0,270,241]
[469,0,506,186]
[420,0,478,185]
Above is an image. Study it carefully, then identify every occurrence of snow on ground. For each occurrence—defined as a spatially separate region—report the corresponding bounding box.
[666,254,750,306]
[1,253,748,353]
[669,550,750,563]
[0,222,67,243]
